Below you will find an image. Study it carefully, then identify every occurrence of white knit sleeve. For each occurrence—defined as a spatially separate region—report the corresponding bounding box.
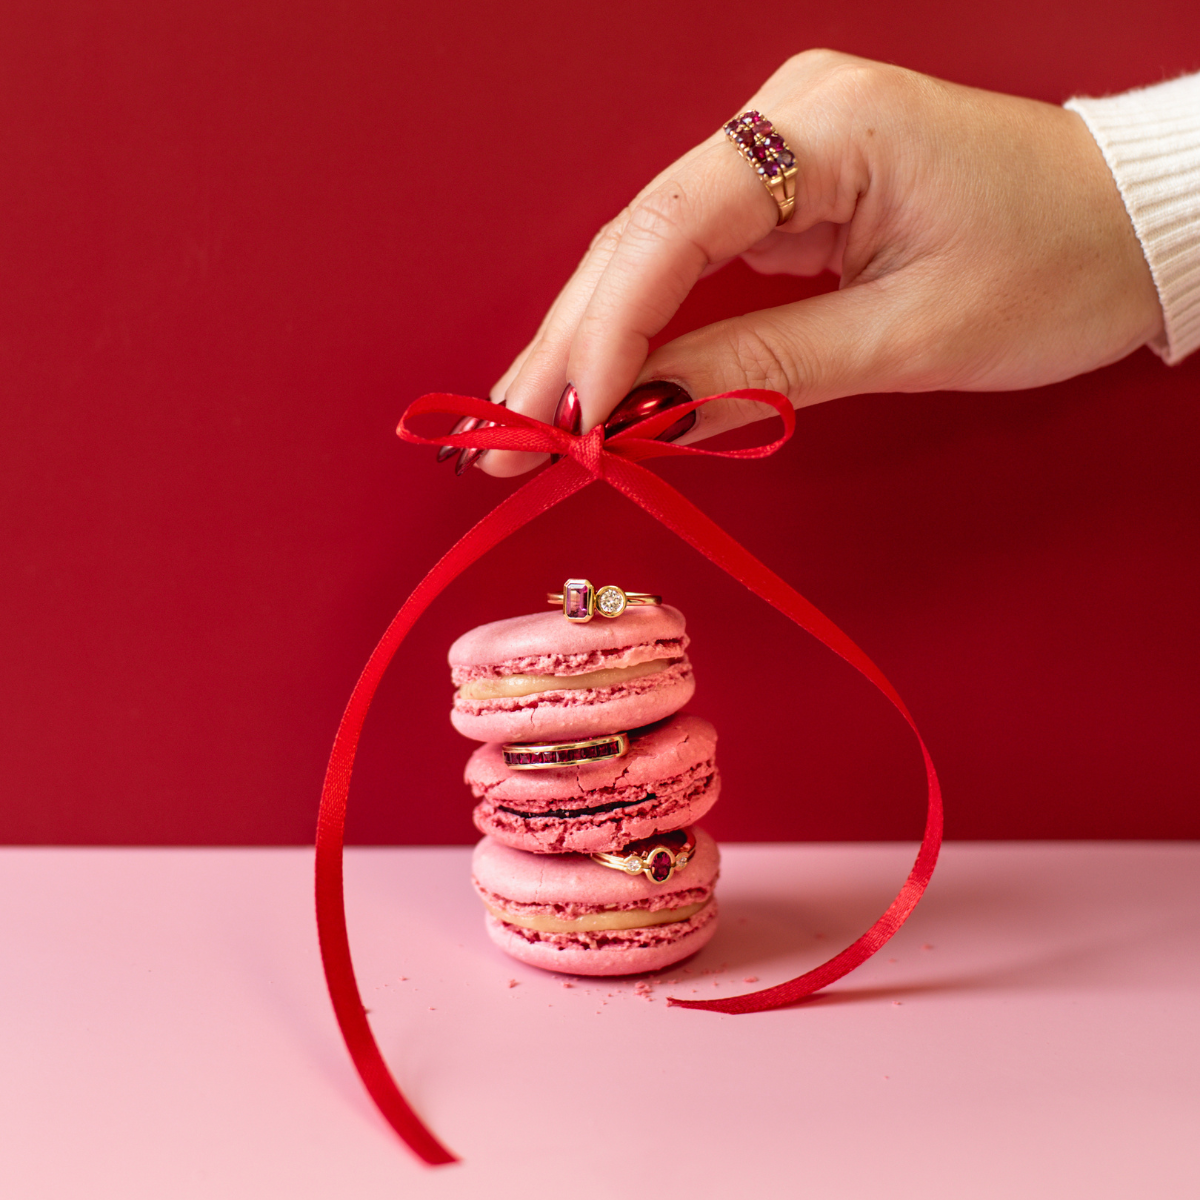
[1066,73,1200,365]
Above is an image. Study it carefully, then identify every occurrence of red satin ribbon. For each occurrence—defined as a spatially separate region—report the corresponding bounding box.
[315,389,943,1165]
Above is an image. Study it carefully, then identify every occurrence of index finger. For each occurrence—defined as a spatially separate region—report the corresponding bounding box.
[480,135,776,476]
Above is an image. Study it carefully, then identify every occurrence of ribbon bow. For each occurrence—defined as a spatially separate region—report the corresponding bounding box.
[316,389,943,1165]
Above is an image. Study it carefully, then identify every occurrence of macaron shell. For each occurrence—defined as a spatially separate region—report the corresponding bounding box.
[449,606,688,676]
[471,826,720,907]
[451,661,695,743]
[474,774,718,854]
[468,713,720,854]
[483,901,718,976]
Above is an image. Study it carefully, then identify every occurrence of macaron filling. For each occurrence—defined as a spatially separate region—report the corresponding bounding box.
[457,656,679,701]
[450,634,688,688]
[485,901,718,953]
[488,758,715,823]
[483,896,711,934]
[454,659,693,717]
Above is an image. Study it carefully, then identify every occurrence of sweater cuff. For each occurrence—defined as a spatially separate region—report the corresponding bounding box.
[1066,74,1200,366]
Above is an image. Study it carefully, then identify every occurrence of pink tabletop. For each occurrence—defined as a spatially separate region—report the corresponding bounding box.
[3,843,1198,1198]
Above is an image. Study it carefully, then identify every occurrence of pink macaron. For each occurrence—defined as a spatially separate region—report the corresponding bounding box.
[471,826,720,976]
[466,713,720,854]
[448,605,694,743]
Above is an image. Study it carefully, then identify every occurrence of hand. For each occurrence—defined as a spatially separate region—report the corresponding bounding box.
[478,50,1164,477]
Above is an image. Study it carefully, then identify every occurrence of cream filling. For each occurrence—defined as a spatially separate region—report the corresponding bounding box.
[457,657,678,701]
[486,897,709,934]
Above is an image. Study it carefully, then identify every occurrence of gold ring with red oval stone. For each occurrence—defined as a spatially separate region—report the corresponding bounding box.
[547,579,662,623]
[723,110,798,225]
[592,828,696,885]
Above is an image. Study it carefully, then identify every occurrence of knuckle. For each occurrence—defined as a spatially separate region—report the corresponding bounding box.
[819,59,886,104]
[727,323,802,396]
[588,214,625,256]
[625,182,691,243]
[787,47,848,73]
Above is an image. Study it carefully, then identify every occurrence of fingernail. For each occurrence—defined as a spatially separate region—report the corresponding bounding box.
[437,415,481,463]
[450,399,506,475]
[550,383,581,464]
[553,383,582,434]
[605,380,695,442]
[455,446,484,475]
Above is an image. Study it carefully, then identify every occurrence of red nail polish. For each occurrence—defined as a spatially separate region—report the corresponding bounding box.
[605,381,695,442]
[455,446,484,475]
[553,383,582,434]
[550,384,581,464]
[447,399,506,474]
[437,414,481,463]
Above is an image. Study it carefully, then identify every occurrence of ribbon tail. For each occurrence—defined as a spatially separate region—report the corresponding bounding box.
[315,459,594,1164]
[600,456,943,1014]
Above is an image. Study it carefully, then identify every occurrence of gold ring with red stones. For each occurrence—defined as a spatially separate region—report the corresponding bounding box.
[547,579,662,623]
[502,732,630,770]
[723,110,798,225]
[591,828,696,885]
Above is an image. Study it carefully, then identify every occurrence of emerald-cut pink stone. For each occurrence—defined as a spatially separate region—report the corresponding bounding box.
[563,578,593,621]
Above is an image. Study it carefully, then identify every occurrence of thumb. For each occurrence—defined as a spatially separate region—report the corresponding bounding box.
[637,277,937,443]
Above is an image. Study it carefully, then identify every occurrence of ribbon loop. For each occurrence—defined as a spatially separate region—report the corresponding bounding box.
[568,425,606,477]
[318,388,943,1165]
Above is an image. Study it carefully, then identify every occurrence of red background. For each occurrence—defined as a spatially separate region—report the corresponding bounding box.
[3,1,1199,846]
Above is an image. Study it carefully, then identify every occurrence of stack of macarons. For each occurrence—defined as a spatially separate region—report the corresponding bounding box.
[449,581,722,976]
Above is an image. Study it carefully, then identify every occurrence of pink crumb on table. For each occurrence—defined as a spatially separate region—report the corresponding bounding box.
[507,979,519,988]
[743,976,758,983]
[922,943,935,950]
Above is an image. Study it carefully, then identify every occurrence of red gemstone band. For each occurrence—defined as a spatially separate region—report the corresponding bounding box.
[723,110,798,224]
[547,578,662,623]
[502,731,630,770]
[591,828,697,885]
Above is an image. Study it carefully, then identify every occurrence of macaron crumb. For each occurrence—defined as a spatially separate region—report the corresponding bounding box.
[922,943,935,950]
[507,979,519,988]
[561,982,573,989]
[743,976,758,983]
[893,1001,903,1006]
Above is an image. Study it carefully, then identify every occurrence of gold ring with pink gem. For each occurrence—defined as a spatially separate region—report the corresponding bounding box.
[547,578,662,623]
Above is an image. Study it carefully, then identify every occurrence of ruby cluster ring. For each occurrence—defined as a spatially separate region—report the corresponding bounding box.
[547,578,662,623]
[723,110,798,224]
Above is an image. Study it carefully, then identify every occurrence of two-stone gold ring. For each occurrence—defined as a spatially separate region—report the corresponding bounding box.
[547,578,661,623]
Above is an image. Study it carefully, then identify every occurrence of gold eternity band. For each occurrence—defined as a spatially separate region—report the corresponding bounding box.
[501,732,630,770]
[547,578,662,623]
[722,110,799,225]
